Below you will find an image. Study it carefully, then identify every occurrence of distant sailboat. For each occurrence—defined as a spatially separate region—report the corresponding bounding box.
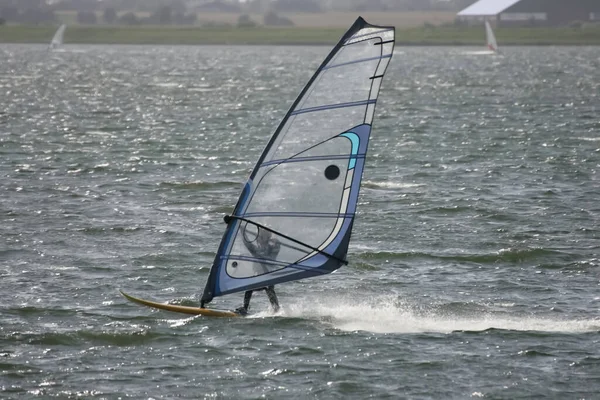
[485,20,498,53]
[49,24,66,50]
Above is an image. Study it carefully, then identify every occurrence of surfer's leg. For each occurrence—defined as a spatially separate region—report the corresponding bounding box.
[235,290,253,315]
[234,291,252,315]
[243,290,253,310]
[265,286,280,312]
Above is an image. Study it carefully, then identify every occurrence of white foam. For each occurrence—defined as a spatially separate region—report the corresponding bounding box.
[278,295,600,334]
[363,180,422,190]
[461,50,496,56]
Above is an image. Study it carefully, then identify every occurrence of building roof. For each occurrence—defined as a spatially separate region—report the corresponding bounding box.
[457,0,523,16]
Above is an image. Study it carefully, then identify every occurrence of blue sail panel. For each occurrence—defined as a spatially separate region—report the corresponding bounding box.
[201,17,395,304]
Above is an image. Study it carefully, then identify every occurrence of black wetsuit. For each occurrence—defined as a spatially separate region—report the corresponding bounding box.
[237,230,280,314]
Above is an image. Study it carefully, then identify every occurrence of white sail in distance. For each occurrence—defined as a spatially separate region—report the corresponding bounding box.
[49,24,66,49]
[485,20,498,53]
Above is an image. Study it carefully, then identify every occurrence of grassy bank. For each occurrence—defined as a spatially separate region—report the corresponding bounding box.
[2,24,600,46]
[53,11,456,29]
[0,25,345,45]
[399,25,600,46]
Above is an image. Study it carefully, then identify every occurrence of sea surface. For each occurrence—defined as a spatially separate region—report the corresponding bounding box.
[1,43,599,399]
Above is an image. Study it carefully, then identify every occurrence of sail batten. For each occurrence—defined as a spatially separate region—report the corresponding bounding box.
[244,212,355,218]
[291,99,376,116]
[323,54,393,71]
[261,154,366,168]
[222,255,333,276]
[201,17,395,304]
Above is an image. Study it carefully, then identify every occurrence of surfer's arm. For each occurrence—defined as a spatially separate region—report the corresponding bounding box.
[242,232,258,255]
[271,239,281,255]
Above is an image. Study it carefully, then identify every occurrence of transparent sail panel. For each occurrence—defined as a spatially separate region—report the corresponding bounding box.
[248,149,351,215]
[299,59,380,110]
[265,106,365,162]
[226,215,344,279]
[228,135,357,278]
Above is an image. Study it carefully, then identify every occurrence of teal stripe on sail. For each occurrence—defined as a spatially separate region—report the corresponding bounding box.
[340,132,360,169]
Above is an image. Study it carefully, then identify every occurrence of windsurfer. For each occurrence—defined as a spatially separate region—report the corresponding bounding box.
[235,227,281,315]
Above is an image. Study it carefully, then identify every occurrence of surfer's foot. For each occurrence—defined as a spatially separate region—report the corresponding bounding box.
[234,307,248,316]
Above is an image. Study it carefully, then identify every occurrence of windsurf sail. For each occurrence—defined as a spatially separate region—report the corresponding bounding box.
[201,17,395,305]
[485,20,498,53]
[49,24,66,49]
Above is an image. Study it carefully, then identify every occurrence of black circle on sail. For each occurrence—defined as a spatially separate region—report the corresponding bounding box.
[324,165,340,180]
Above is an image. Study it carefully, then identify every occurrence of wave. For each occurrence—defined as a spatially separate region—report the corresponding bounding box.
[461,50,496,56]
[575,136,600,142]
[280,295,600,334]
[131,251,215,266]
[415,205,473,214]
[354,247,567,264]
[158,180,240,190]
[363,180,423,190]
[0,328,163,346]
[80,226,142,236]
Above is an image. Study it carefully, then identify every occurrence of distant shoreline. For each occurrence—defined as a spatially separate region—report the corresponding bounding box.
[1,25,600,46]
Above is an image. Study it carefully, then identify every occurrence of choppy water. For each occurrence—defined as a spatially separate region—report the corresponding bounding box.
[1,43,600,399]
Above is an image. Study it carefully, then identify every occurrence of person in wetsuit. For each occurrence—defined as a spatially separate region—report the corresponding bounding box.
[235,226,280,315]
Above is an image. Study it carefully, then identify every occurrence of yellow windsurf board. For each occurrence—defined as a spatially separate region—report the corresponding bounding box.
[120,290,240,318]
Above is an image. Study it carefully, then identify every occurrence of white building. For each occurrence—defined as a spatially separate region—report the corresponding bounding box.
[457,0,599,26]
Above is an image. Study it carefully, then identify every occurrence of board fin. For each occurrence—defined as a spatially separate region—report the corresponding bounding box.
[120,290,240,318]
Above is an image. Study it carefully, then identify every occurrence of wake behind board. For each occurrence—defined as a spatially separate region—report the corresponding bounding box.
[120,291,240,317]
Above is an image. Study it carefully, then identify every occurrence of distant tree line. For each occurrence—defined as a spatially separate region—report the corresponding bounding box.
[0,2,196,26]
[49,0,186,14]
[73,7,198,25]
[243,0,474,12]
[0,0,477,26]
[115,6,197,25]
[0,0,478,28]
[0,0,296,28]
[0,1,56,24]
[0,0,193,25]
